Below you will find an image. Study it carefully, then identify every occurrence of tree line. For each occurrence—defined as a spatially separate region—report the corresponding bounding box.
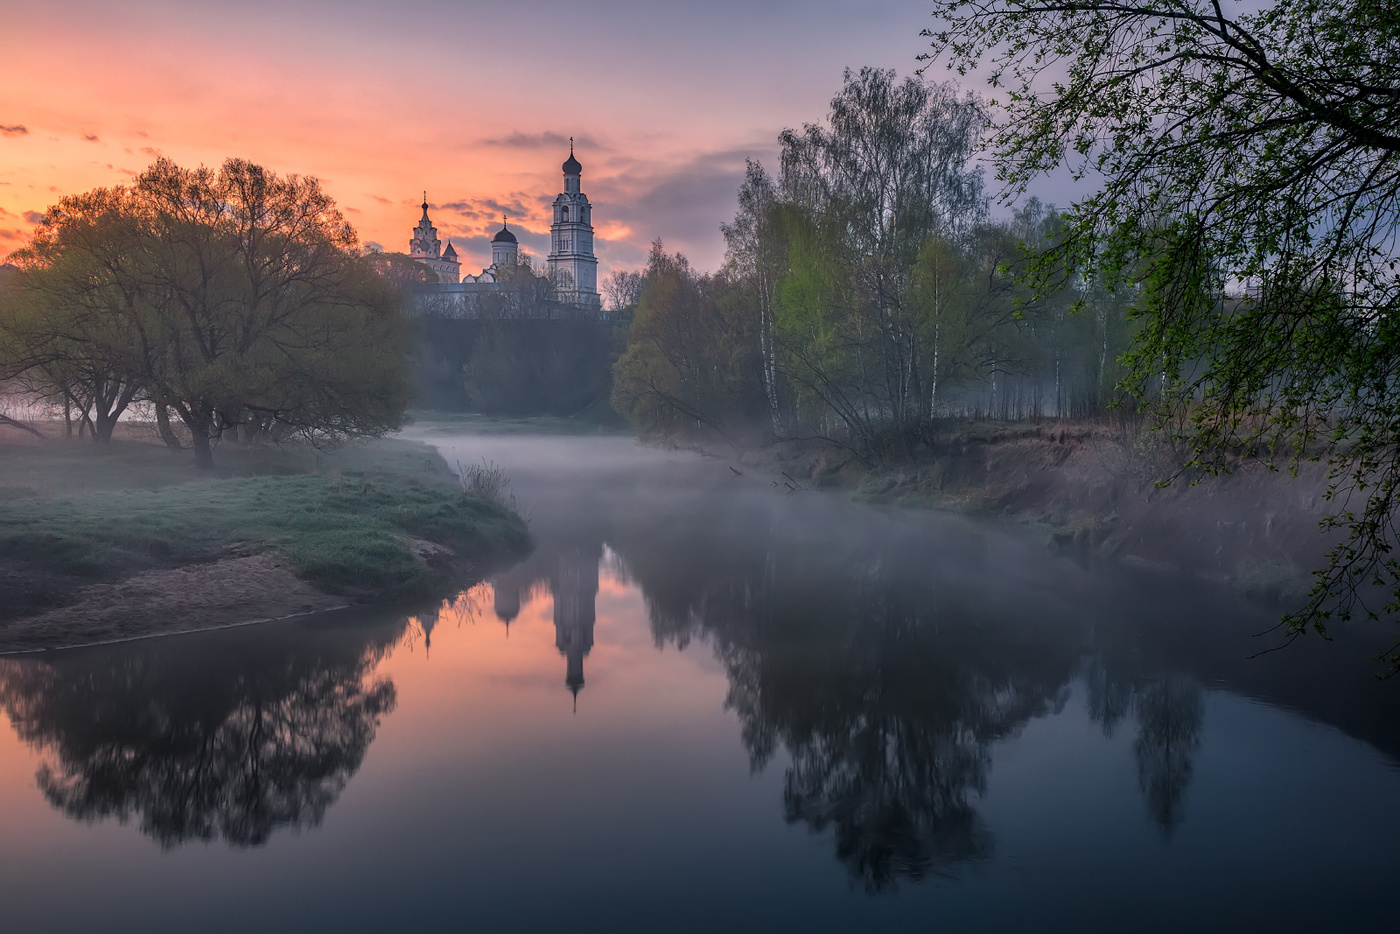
[611,68,1138,462]
[0,158,410,466]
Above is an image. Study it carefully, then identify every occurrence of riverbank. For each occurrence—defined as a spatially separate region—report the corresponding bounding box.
[0,432,531,653]
[740,420,1335,606]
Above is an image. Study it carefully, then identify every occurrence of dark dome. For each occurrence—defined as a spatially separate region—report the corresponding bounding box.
[562,152,582,175]
[492,225,517,244]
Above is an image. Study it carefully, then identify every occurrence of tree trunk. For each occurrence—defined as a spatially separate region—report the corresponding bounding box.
[94,410,119,443]
[155,405,183,450]
[191,431,215,469]
[181,408,217,469]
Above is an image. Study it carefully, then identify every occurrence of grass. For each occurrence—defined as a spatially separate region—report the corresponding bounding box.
[0,436,531,602]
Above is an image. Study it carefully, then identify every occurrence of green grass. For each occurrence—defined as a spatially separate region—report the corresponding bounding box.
[0,438,531,599]
[0,433,460,497]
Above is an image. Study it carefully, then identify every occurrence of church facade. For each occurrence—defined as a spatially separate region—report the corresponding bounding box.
[407,145,602,316]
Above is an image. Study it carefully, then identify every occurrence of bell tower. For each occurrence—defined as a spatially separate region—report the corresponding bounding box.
[546,140,600,308]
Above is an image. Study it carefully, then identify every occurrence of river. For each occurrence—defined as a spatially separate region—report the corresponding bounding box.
[2,428,1398,932]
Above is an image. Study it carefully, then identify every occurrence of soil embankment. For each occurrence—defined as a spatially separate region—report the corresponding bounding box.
[745,422,1335,604]
[0,556,349,653]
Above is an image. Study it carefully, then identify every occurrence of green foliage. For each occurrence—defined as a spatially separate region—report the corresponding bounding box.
[612,241,767,442]
[924,0,1400,661]
[615,69,1137,461]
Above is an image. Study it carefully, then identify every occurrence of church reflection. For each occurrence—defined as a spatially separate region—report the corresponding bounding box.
[490,540,603,708]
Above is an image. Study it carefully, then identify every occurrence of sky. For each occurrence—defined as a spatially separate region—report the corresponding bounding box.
[0,0,1005,277]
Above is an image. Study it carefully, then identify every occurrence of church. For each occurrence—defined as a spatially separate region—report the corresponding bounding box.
[407,143,601,314]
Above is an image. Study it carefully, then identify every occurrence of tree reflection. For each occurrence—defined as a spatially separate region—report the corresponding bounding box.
[1085,651,1204,836]
[1133,676,1203,835]
[0,616,404,848]
[612,504,1080,890]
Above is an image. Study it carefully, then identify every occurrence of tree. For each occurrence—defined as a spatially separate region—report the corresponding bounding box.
[777,68,989,451]
[723,161,787,434]
[923,0,1400,661]
[611,241,763,443]
[0,191,147,441]
[602,268,645,314]
[363,249,439,290]
[5,158,411,466]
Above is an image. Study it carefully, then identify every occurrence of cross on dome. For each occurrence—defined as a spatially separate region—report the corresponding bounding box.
[562,139,582,176]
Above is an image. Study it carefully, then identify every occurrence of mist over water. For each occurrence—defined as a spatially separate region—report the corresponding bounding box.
[2,429,1399,932]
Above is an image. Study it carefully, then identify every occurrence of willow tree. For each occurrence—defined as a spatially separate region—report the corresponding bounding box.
[924,0,1400,658]
[8,158,411,466]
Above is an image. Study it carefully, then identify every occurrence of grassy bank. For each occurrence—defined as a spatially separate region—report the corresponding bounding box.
[0,435,532,623]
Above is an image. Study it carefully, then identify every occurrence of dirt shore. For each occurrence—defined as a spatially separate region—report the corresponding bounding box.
[0,555,349,654]
[743,422,1337,605]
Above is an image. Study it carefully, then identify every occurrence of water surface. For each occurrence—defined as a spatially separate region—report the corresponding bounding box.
[2,430,1398,932]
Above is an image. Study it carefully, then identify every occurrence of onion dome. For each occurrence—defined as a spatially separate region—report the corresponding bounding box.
[492,219,517,244]
[563,139,582,175]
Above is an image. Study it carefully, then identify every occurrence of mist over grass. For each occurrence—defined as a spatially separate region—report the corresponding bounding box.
[0,437,531,605]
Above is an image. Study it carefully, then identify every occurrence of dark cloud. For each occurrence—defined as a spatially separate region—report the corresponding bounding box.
[591,142,779,273]
[23,211,45,224]
[478,131,607,153]
[370,195,392,204]
[435,195,535,225]
[139,146,161,157]
[1,125,27,137]
[82,133,100,142]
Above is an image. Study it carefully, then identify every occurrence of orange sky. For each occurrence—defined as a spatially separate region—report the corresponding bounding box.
[0,0,939,277]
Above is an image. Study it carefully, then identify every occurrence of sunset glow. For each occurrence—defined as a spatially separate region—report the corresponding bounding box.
[0,0,935,276]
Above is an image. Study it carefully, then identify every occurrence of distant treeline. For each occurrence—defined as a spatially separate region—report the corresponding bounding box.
[414,317,624,418]
[610,68,1141,461]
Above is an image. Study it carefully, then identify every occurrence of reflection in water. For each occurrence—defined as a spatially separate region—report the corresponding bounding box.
[6,430,1399,921]
[492,538,604,708]
[469,480,1218,890]
[0,616,405,848]
[608,502,1082,890]
[1085,654,1206,836]
[1133,677,1204,835]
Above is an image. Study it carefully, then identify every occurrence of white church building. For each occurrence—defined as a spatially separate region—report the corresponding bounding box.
[408,144,602,315]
